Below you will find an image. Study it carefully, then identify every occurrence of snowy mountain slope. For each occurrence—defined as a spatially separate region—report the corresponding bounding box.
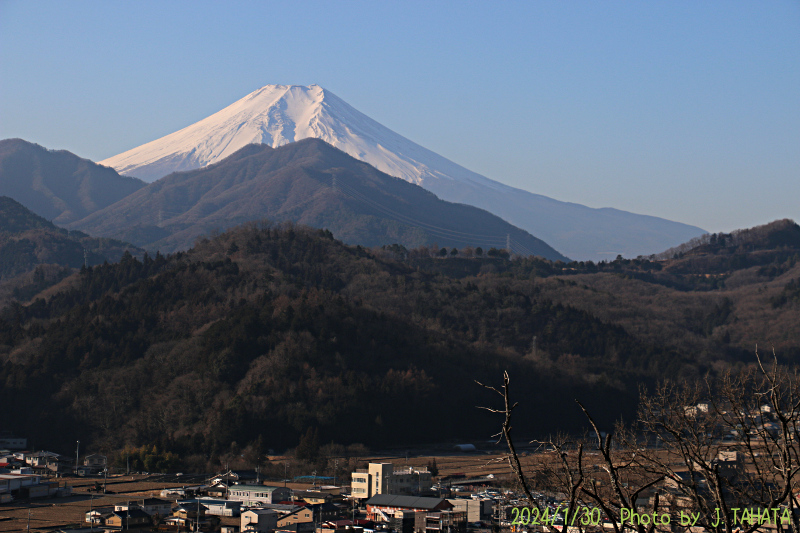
[100,84,705,260]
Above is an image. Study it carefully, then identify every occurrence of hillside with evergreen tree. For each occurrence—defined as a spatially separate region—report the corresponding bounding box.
[0,222,655,464]
[0,196,146,302]
[1,218,798,470]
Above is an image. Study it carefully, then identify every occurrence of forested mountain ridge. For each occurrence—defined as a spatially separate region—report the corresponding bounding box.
[0,221,661,464]
[71,139,568,261]
[0,196,146,305]
[1,218,797,470]
[0,195,57,233]
[478,219,800,364]
[657,219,800,258]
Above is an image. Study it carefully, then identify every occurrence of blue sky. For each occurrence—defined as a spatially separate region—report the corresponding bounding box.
[1,0,798,233]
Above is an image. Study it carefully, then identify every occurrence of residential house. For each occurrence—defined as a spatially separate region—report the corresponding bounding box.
[25,451,61,468]
[84,454,107,473]
[85,507,114,525]
[140,497,173,517]
[174,501,208,519]
[242,508,279,532]
[211,469,261,485]
[115,498,173,517]
[205,483,229,498]
[276,502,339,528]
[104,508,152,529]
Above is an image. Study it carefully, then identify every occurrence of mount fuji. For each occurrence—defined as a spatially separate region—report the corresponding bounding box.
[100,84,705,260]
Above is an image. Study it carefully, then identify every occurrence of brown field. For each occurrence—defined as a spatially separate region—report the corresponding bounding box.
[364,452,513,480]
[0,452,518,532]
[0,476,186,532]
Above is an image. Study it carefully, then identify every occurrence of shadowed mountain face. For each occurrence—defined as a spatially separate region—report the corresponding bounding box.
[0,139,146,225]
[0,196,145,282]
[99,84,705,260]
[72,139,569,261]
[0,194,57,233]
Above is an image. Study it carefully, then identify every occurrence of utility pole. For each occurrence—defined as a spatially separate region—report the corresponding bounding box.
[75,441,80,474]
[506,234,511,255]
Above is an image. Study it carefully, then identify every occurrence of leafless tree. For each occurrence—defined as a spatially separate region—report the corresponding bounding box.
[480,350,800,533]
[633,349,800,533]
[478,372,663,533]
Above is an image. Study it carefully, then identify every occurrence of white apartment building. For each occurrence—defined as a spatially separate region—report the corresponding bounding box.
[351,463,432,500]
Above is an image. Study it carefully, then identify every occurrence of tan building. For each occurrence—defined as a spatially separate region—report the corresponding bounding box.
[104,508,152,529]
[277,503,339,527]
[277,506,315,527]
[227,484,291,506]
[242,508,279,532]
[352,463,432,500]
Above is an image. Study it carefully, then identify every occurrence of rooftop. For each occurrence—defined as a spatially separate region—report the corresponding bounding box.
[365,495,450,510]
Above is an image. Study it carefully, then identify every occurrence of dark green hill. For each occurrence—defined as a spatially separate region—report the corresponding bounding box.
[0,222,654,461]
[0,195,56,233]
[657,219,800,258]
[0,196,146,290]
[70,139,568,261]
[0,138,146,224]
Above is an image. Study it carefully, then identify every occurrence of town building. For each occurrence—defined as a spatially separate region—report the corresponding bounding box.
[365,495,453,522]
[352,463,432,500]
[227,484,291,506]
[179,497,242,516]
[104,508,152,529]
[85,507,114,525]
[0,435,27,450]
[114,498,173,517]
[84,454,107,473]
[447,498,493,522]
[242,508,279,532]
[277,502,339,528]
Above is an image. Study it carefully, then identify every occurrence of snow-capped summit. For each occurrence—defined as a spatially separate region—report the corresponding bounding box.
[100,84,705,260]
[100,84,500,191]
